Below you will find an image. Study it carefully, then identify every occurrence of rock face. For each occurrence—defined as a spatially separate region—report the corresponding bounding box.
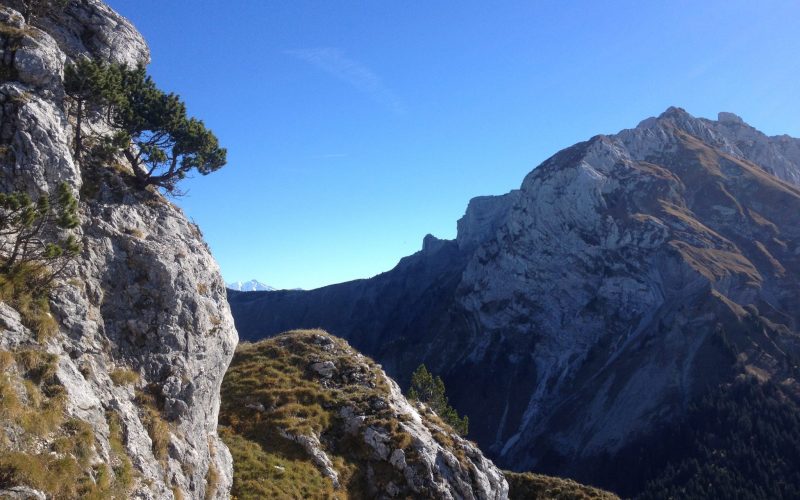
[219,329,509,499]
[229,108,800,486]
[0,2,236,498]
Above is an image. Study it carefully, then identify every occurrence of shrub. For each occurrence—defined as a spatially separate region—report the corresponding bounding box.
[0,183,80,271]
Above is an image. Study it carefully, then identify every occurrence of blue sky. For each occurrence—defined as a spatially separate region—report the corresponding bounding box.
[107,0,800,290]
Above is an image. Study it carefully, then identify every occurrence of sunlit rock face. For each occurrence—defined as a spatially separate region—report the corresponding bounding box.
[230,106,800,481]
[0,2,236,497]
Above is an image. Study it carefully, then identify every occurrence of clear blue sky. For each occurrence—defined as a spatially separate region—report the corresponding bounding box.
[107,0,800,290]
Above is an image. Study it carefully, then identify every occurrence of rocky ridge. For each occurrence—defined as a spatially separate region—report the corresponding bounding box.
[229,107,800,492]
[1,1,236,498]
[219,329,510,499]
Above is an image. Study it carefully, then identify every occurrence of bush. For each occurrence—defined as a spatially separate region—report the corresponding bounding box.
[0,183,80,272]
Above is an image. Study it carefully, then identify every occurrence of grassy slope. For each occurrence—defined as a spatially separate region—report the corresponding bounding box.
[506,471,619,500]
[219,329,619,499]
[219,329,402,499]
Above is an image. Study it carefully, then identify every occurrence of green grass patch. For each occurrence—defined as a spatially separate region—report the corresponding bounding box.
[219,425,338,499]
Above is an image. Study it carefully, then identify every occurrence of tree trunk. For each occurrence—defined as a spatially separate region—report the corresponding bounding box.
[74,99,83,162]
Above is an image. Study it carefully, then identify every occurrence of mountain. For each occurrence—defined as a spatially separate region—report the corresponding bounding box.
[229,108,800,496]
[0,2,235,498]
[227,279,276,292]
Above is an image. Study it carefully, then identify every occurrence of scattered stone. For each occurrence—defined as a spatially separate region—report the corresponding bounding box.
[309,360,337,378]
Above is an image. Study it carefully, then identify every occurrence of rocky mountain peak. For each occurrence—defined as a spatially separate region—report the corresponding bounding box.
[626,107,800,185]
[717,111,745,125]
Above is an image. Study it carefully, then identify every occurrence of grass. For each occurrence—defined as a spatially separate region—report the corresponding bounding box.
[0,349,65,436]
[0,23,36,39]
[123,227,145,239]
[221,330,619,499]
[219,426,338,500]
[110,367,140,386]
[107,411,135,495]
[505,471,620,500]
[171,486,185,500]
[135,389,171,466]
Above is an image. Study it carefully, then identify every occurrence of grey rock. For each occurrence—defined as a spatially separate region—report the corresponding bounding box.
[278,429,341,489]
[0,486,47,500]
[12,26,65,90]
[335,369,509,499]
[310,360,337,378]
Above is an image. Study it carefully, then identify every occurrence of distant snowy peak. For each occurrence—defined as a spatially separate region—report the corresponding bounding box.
[227,280,276,292]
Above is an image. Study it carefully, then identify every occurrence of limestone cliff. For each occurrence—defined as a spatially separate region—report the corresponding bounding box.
[0,1,236,498]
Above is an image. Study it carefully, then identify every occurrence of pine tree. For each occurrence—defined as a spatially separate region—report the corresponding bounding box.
[407,364,469,436]
[0,182,81,285]
[63,62,226,192]
[63,59,120,162]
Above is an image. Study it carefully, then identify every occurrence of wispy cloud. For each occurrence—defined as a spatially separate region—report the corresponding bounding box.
[309,153,348,160]
[286,47,405,115]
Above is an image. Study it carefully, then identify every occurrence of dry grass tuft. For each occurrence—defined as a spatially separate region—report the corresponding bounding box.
[0,263,59,342]
[110,367,140,386]
[135,389,171,466]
